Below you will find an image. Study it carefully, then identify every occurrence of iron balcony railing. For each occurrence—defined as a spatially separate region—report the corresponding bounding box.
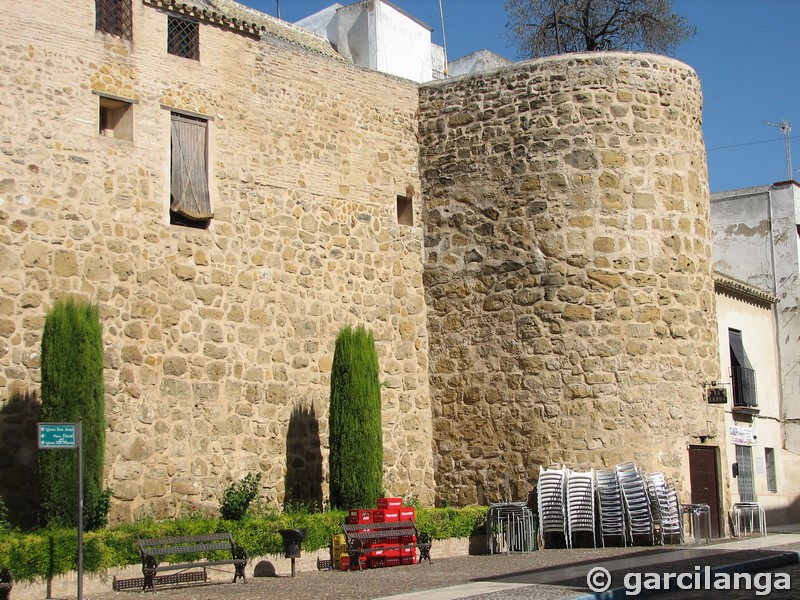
[730,366,757,408]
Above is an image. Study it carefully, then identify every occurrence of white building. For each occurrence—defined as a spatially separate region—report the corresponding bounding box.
[714,274,800,525]
[295,0,443,82]
[294,0,510,83]
[711,182,800,525]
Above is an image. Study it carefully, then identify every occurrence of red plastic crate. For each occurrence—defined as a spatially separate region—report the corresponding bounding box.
[377,497,403,509]
[349,509,374,525]
[340,556,367,571]
[401,556,417,565]
[373,509,400,523]
[400,546,414,557]
[366,544,401,559]
[400,534,416,544]
[370,556,401,568]
[399,507,416,522]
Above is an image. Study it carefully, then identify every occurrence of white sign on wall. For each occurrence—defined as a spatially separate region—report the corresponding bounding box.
[730,425,757,446]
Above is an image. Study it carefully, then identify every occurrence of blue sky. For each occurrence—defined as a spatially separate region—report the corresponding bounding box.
[243,1,800,193]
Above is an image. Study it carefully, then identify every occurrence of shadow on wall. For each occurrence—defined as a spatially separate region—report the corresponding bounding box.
[763,494,800,528]
[284,404,323,511]
[0,387,41,530]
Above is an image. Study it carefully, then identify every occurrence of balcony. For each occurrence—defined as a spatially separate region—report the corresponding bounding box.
[731,366,759,414]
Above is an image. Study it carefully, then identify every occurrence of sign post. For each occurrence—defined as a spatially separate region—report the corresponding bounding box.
[38,421,83,600]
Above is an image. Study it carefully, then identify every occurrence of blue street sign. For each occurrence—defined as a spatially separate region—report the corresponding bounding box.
[38,423,78,449]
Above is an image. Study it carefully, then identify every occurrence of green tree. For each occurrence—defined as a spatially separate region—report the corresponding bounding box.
[506,0,695,58]
[328,326,383,509]
[39,300,107,529]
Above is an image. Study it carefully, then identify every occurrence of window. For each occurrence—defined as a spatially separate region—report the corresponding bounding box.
[96,0,132,40]
[98,96,133,141]
[170,113,212,228]
[765,447,777,492]
[735,444,756,502]
[168,16,199,60]
[397,194,413,226]
[729,329,757,409]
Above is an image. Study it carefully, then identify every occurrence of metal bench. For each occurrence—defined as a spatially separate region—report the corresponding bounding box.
[136,532,247,592]
[341,520,431,570]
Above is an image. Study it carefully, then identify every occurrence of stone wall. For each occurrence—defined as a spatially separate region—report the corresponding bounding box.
[0,0,434,525]
[418,53,724,504]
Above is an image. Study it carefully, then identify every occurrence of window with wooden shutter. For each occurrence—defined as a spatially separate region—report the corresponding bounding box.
[170,113,212,227]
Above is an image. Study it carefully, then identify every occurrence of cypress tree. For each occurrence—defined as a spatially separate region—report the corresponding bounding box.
[39,299,107,529]
[328,325,383,509]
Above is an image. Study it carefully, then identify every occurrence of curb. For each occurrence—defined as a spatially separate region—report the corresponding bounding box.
[570,551,800,599]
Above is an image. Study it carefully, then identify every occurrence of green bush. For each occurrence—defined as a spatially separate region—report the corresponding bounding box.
[220,474,262,521]
[329,325,383,509]
[39,299,107,530]
[0,506,487,581]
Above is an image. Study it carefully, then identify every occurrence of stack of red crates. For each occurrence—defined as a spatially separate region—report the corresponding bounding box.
[342,497,417,569]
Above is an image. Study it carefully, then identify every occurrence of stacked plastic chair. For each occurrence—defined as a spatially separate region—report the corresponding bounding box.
[646,472,683,544]
[616,462,655,545]
[566,468,596,548]
[596,469,627,547]
[537,466,567,549]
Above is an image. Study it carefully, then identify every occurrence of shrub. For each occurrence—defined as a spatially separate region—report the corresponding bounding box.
[220,473,262,521]
[328,325,383,509]
[0,505,485,581]
[39,300,107,530]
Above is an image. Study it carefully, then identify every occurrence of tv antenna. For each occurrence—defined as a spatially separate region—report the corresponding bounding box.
[764,120,792,180]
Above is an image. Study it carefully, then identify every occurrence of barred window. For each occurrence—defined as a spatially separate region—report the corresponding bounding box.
[168,16,200,60]
[96,0,132,40]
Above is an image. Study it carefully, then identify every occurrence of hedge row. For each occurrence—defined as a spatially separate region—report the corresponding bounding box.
[0,506,488,581]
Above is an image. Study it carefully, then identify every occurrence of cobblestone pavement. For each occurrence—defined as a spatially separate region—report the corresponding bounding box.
[39,537,800,600]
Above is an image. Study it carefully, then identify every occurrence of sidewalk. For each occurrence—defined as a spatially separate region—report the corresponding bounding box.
[16,531,800,600]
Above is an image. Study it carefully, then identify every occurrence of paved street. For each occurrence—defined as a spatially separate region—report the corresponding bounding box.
[19,532,797,600]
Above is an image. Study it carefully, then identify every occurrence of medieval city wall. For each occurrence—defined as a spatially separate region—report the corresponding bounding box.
[0,0,434,525]
[418,53,724,504]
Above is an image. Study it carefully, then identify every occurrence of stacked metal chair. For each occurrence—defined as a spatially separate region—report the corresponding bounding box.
[646,472,683,544]
[487,501,537,554]
[536,465,567,549]
[595,469,627,547]
[566,468,596,548]
[616,462,655,545]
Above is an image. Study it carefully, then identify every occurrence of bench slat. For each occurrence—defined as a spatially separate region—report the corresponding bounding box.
[140,533,231,547]
[143,542,232,556]
[151,558,246,572]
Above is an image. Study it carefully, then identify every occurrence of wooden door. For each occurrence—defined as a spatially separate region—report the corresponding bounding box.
[688,445,722,538]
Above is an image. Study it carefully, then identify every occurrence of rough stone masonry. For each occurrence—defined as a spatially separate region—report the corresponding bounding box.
[419,53,723,504]
[0,0,724,525]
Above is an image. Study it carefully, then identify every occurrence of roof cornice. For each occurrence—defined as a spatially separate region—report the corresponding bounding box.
[143,0,264,37]
[713,272,777,304]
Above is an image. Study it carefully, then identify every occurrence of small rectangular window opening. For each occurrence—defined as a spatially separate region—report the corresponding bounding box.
[765,447,777,493]
[99,97,133,141]
[168,16,200,60]
[397,194,413,226]
[96,0,133,40]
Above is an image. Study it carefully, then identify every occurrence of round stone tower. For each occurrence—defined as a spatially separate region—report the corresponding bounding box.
[418,52,722,504]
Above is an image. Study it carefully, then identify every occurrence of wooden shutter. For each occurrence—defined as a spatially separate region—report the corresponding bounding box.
[170,113,212,219]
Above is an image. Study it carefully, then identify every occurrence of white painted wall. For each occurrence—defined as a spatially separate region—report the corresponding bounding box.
[712,183,800,453]
[715,286,800,524]
[373,0,432,82]
[448,49,512,77]
[294,0,436,83]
